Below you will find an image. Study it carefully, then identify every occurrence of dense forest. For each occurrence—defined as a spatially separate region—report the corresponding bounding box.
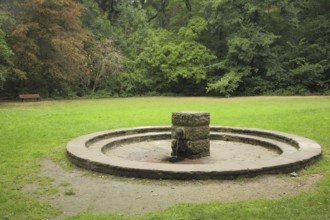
[0,0,329,98]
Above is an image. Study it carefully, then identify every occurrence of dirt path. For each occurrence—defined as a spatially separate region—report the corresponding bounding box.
[22,160,321,219]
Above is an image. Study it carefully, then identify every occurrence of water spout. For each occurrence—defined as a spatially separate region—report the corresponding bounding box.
[173,128,184,161]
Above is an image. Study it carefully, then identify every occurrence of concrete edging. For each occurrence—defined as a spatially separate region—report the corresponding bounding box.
[66,126,322,180]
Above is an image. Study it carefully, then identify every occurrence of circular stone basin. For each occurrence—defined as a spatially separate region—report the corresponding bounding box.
[105,140,279,164]
[66,126,322,180]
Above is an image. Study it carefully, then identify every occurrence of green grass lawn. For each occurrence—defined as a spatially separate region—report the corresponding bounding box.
[0,96,329,220]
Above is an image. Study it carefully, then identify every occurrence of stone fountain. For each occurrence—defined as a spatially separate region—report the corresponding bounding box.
[66,111,322,180]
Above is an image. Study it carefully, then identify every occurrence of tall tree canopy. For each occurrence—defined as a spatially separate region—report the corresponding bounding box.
[5,0,92,96]
[0,0,329,98]
[0,28,13,89]
[203,0,329,96]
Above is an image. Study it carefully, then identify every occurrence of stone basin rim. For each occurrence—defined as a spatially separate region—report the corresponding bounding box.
[66,126,322,180]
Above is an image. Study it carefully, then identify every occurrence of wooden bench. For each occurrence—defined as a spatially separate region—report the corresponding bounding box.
[19,94,41,102]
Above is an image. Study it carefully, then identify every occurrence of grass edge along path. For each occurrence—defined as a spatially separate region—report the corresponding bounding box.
[0,96,329,219]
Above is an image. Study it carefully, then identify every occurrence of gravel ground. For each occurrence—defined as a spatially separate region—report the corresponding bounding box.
[22,160,321,219]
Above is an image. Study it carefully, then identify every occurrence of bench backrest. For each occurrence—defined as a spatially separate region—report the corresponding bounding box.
[19,94,40,99]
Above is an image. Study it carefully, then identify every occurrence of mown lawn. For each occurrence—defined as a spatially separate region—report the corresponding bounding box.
[0,96,329,220]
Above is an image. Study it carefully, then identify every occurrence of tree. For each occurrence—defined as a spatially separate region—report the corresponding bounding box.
[0,28,13,89]
[80,0,113,40]
[95,0,193,24]
[296,0,330,93]
[87,39,123,93]
[203,0,310,96]
[9,0,92,96]
[137,17,216,94]
[1,0,329,97]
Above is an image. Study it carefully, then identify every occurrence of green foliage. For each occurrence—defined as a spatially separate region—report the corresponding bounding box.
[297,0,330,93]
[87,39,123,93]
[178,16,207,40]
[79,0,128,96]
[136,17,216,94]
[80,0,113,39]
[204,0,285,96]
[0,0,329,97]
[2,0,93,97]
[64,188,76,196]
[203,0,329,96]
[116,59,153,96]
[0,28,13,89]
[90,0,153,96]
[106,1,149,57]
[207,71,241,97]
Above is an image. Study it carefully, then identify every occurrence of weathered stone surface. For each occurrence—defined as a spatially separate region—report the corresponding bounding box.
[172,111,210,127]
[171,125,210,140]
[171,139,210,159]
[66,125,322,180]
[171,112,211,159]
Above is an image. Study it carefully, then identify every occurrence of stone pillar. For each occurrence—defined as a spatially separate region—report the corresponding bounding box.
[171,111,210,160]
